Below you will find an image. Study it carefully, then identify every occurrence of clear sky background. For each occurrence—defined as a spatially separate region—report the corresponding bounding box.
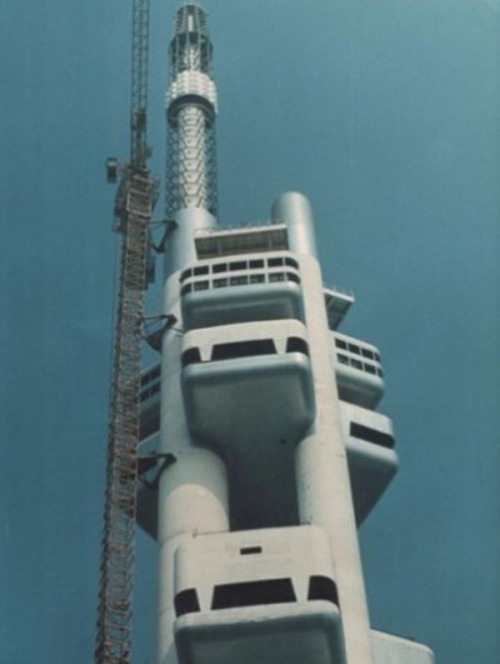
[0,0,499,663]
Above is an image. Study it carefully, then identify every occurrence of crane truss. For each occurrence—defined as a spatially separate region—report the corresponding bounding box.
[95,170,155,664]
[95,0,154,661]
[131,0,150,167]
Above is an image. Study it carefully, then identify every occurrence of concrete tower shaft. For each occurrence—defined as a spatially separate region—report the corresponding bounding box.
[148,6,435,664]
[165,4,218,217]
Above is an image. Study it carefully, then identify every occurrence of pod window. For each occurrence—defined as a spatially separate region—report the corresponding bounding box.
[286,337,309,355]
[268,257,284,267]
[181,347,202,367]
[174,589,200,617]
[212,578,296,610]
[350,422,394,449]
[307,576,339,606]
[229,261,246,271]
[211,339,276,361]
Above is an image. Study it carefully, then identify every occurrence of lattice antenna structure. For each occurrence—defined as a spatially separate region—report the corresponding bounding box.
[165,4,218,217]
[95,1,157,662]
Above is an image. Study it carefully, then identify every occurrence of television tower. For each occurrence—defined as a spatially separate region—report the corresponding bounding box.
[132,4,436,664]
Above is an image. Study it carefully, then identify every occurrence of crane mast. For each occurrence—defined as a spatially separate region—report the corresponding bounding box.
[95,1,156,662]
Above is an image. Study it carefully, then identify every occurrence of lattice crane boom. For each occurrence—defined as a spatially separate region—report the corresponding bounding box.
[131,0,150,168]
[95,1,156,662]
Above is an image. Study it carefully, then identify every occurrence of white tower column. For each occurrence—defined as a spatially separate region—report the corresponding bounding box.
[273,192,374,664]
[157,6,228,664]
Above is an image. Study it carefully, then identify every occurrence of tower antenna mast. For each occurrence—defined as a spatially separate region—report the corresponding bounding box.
[95,1,157,662]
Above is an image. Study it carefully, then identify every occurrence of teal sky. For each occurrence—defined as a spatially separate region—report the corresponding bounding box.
[0,1,499,662]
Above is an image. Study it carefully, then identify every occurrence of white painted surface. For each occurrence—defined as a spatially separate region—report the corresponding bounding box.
[274,192,374,664]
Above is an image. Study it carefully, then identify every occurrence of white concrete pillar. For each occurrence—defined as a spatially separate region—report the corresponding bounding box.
[157,229,230,664]
[272,192,374,664]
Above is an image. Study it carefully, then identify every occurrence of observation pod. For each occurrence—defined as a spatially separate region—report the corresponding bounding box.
[179,251,304,330]
[181,319,315,530]
[174,526,346,664]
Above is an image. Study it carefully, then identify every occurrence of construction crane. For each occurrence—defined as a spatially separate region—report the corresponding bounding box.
[95,1,157,662]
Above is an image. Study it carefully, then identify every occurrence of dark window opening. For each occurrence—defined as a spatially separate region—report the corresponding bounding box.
[193,280,209,291]
[269,272,285,282]
[348,343,360,355]
[376,367,384,377]
[249,259,264,269]
[364,364,377,375]
[350,422,395,449]
[174,589,201,617]
[139,410,160,440]
[211,578,296,610]
[337,354,349,365]
[211,339,276,361]
[286,337,309,356]
[361,348,374,359]
[229,260,246,271]
[250,274,265,284]
[230,276,248,286]
[335,339,347,350]
[179,268,192,282]
[284,257,299,268]
[213,263,227,273]
[351,359,362,370]
[213,278,227,288]
[181,284,192,296]
[140,382,160,402]
[141,364,160,386]
[286,272,300,284]
[240,546,262,555]
[268,257,283,267]
[181,347,202,367]
[194,265,209,276]
[307,576,339,606]
[374,352,381,362]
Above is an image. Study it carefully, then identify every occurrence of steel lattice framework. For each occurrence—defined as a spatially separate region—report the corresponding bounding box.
[131,0,150,166]
[95,1,155,662]
[165,4,218,217]
[165,105,218,217]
